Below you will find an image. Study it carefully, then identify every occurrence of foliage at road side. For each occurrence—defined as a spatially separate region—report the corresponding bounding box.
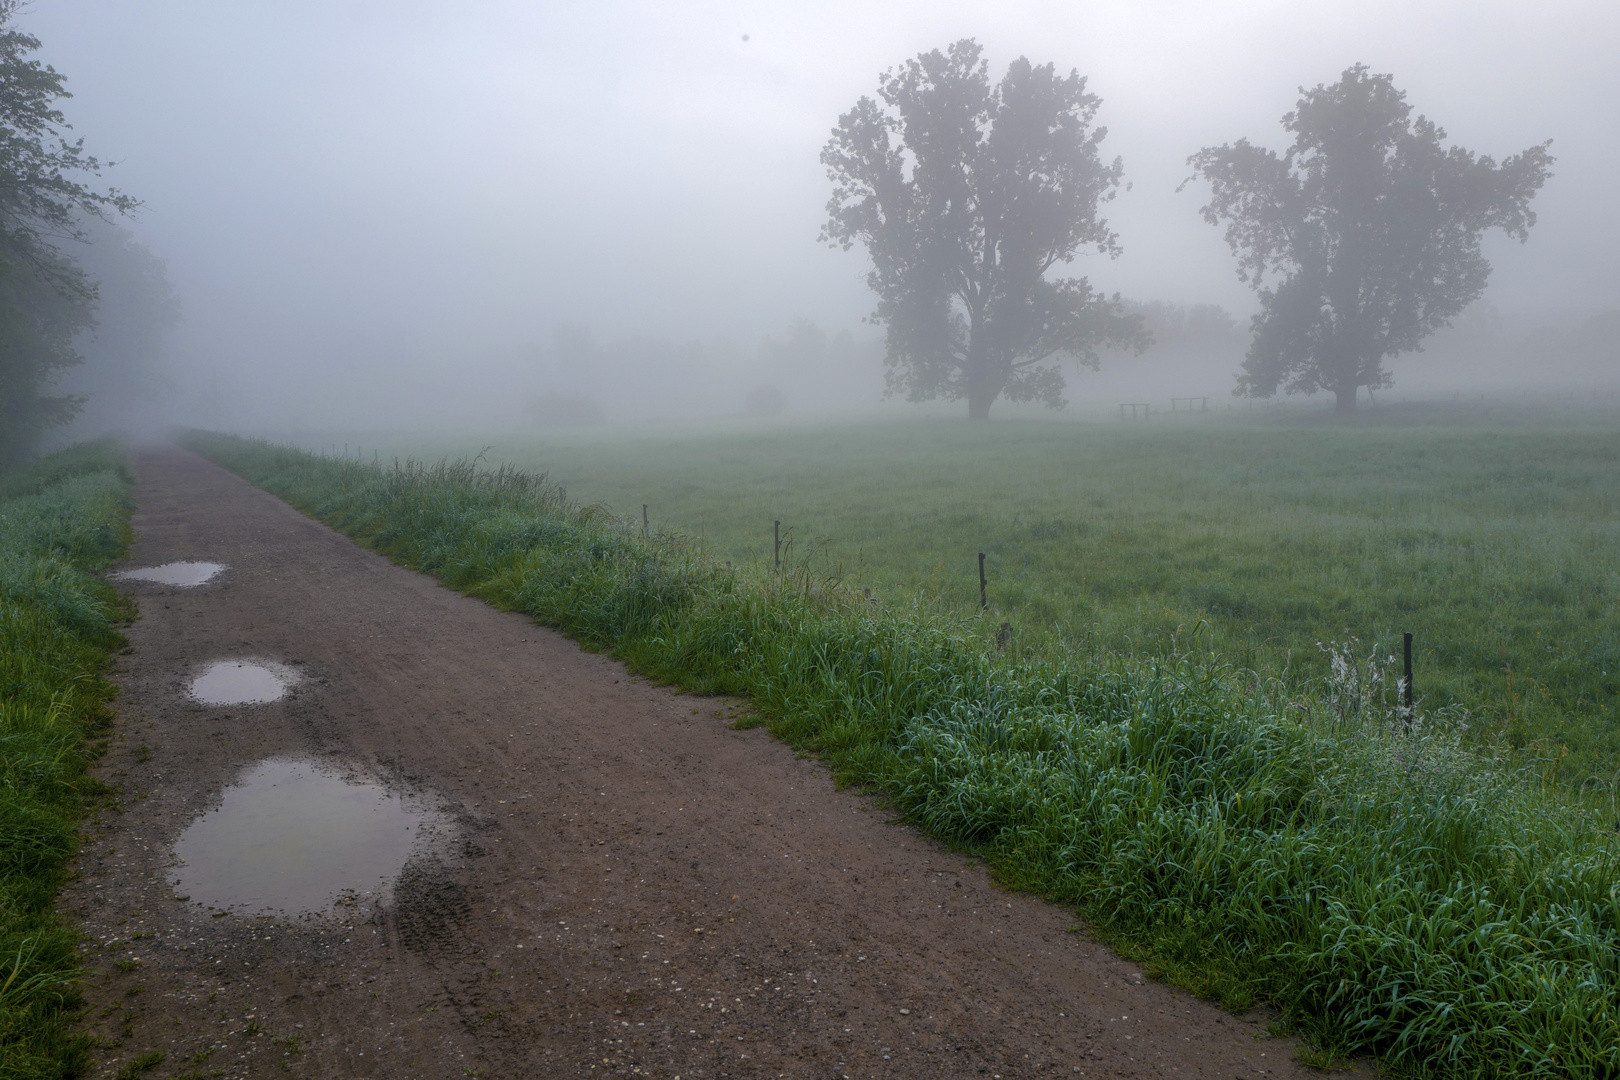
[0,439,133,1077]
[372,415,1620,787]
[187,430,1620,1080]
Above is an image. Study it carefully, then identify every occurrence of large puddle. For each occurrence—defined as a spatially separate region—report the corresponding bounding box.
[172,759,447,916]
[115,561,226,587]
[189,660,296,706]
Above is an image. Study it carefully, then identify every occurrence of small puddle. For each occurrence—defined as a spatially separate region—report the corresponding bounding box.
[189,660,296,706]
[172,758,447,916]
[115,561,226,587]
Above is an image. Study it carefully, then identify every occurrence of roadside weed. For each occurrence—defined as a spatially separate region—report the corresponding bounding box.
[0,440,132,1078]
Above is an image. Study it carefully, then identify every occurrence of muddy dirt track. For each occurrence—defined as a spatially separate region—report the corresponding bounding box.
[64,445,1347,1080]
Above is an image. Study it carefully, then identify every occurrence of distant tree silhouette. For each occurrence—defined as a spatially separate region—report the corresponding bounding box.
[1186,65,1552,413]
[1121,300,1244,357]
[528,323,605,425]
[58,219,181,436]
[822,39,1146,420]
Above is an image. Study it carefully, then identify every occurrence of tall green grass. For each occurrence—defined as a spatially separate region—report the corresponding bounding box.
[0,439,132,1078]
[352,410,1620,783]
[186,431,1620,1080]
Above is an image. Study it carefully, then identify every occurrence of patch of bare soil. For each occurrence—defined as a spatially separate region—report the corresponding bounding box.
[64,445,1357,1079]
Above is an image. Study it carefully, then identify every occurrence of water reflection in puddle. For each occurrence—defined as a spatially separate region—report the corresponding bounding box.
[189,661,295,706]
[115,561,226,587]
[172,758,446,916]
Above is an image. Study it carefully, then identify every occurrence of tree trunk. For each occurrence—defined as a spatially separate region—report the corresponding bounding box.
[964,331,997,420]
[1334,386,1357,414]
[966,362,998,420]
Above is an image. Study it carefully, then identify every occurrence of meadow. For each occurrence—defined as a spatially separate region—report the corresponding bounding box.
[342,401,1620,784]
[0,441,132,1077]
[188,427,1620,1079]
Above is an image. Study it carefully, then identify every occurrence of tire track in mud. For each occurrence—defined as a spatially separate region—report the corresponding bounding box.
[62,444,1360,1079]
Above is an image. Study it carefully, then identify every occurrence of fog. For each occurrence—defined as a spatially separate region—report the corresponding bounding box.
[31,0,1620,436]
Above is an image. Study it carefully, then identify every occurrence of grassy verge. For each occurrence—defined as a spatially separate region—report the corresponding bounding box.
[185,430,1619,1080]
[351,411,1620,782]
[0,440,133,1078]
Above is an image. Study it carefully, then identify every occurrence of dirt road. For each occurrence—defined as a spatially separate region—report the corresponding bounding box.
[65,445,1332,1079]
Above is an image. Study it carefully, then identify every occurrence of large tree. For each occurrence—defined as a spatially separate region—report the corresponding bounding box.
[0,248,91,463]
[821,39,1146,420]
[57,218,181,438]
[1186,65,1552,413]
[0,1,136,467]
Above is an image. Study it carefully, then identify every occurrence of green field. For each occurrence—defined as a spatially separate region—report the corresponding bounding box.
[320,401,1620,781]
[192,427,1620,1078]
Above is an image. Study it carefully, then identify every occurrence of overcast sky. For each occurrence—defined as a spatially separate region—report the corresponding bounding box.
[27,0,1620,425]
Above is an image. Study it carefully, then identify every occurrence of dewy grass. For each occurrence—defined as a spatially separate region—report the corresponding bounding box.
[185,430,1620,1080]
[351,410,1620,784]
[0,439,132,1078]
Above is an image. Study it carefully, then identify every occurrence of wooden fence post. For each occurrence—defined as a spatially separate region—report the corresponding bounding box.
[1403,632,1414,721]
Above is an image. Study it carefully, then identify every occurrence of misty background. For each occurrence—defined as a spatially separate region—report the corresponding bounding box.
[34,0,1620,439]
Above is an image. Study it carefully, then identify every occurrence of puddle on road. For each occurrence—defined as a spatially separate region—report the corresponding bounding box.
[189,661,297,706]
[172,758,448,916]
[115,561,226,587]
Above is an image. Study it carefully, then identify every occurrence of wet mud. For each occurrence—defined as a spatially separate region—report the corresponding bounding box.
[65,445,1363,1079]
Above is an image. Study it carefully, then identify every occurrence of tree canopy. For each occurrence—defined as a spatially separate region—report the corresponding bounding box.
[0,1,136,468]
[0,247,90,463]
[822,39,1146,420]
[54,218,181,438]
[1186,65,1552,412]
